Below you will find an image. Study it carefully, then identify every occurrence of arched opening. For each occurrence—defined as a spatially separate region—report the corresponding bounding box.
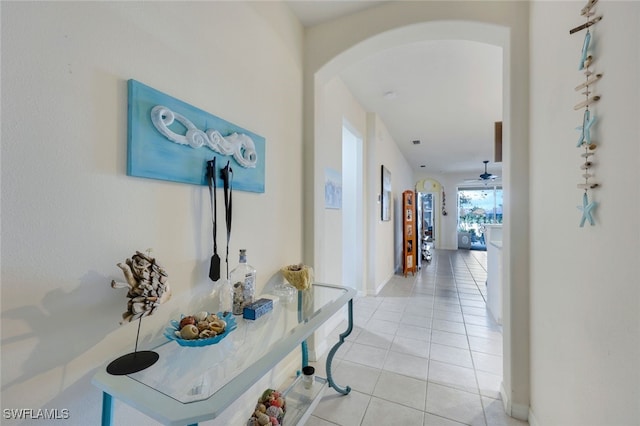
[304,15,529,420]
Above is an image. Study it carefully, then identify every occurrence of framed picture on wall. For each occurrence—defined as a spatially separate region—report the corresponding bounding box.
[381,165,391,221]
[324,167,342,209]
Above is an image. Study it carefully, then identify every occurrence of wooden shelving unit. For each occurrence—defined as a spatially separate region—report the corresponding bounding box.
[402,190,417,276]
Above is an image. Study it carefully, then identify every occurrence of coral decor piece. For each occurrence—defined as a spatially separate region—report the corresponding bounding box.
[280,264,313,291]
[111,250,172,324]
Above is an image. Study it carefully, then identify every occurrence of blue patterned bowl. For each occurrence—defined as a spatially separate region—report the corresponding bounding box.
[164,311,237,347]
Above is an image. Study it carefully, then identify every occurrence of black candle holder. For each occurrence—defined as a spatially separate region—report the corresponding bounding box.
[106,316,158,375]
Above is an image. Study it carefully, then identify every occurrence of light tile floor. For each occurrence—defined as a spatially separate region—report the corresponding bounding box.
[307,249,528,426]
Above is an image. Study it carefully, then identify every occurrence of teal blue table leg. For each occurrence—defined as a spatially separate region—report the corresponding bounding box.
[101,392,113,426]
[325,299,353,395]
[301,340,309,368]
[298,290,309,369]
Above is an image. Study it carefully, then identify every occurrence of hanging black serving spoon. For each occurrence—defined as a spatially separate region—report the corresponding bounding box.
[207,158,221,281]
[221,160,233,280]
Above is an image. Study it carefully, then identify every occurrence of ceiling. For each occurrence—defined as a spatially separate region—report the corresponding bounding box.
[286,1,504,183]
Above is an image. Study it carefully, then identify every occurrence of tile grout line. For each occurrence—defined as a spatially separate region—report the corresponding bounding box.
[313,249,511,426]
[423,250,438,416]
[455,252,491,426]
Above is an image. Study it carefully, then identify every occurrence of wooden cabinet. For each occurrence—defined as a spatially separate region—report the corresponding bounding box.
[402,190,417,276]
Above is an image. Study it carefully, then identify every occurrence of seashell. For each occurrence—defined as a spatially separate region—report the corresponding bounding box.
[257,403,266,413]
[179,316,196,329]
[266,405,283,418]
[255,412,270,426]
[131,302,146,314]
[180,324,199,340]
[206,313,219,323]
[199,329,216,339]
[194,311,209,322]
[196,321,210,332]
[116,263,138,287]
[209,321,225,334]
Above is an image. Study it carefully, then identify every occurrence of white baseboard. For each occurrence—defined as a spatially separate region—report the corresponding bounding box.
[500,382,529,421]
[366,278,387,296]
[500,382,509,412]
[511,402,529,421]
[528,407,540,426]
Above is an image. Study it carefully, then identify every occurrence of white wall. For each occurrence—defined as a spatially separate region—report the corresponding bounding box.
[312,74,414,295]
[370,115,415,283]
[314,77,367,286]
[529,2,640,425]
[1,2,303,424]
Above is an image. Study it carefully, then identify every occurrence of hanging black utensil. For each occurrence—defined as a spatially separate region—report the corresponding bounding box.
[221,160,233,279]
[207,158,221,281]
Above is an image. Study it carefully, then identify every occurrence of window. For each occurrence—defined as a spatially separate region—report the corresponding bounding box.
[457,186,503,249]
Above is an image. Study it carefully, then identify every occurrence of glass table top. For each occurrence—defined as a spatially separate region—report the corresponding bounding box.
[127,283,349,404]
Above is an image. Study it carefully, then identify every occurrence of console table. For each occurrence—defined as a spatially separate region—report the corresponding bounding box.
[92,283,355,425]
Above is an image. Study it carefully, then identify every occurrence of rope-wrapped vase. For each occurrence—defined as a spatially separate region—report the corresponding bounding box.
[280,264,313,291]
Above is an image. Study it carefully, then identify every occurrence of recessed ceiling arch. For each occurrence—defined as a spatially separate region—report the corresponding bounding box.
[315,20,510,85]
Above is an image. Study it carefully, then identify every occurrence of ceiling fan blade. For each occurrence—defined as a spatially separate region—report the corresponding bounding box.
[479,172,494,180]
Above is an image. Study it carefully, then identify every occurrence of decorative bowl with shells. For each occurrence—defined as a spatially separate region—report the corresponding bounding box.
[163,311,237,347]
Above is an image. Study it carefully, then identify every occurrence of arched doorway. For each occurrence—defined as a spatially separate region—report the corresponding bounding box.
[303,9,530,420]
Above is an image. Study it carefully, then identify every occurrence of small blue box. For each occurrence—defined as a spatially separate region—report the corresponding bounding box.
[243,298,273,320]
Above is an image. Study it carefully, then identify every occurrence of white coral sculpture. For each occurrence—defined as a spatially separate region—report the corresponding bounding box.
[111,251,172,324]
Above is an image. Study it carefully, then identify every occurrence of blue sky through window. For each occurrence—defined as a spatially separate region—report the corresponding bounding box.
[458,187,503,217]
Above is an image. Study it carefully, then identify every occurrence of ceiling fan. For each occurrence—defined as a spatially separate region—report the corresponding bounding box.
[464,160,500,184]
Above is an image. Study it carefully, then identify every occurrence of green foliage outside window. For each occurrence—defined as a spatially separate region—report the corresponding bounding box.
[457,188,503,240]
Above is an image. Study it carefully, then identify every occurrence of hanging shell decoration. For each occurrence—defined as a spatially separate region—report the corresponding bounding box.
[111,250,172,324]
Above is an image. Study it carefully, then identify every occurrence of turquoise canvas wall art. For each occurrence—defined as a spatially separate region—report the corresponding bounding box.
[127,79,265,193]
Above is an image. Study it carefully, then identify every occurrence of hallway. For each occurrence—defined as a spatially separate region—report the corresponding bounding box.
[309,249,527,426]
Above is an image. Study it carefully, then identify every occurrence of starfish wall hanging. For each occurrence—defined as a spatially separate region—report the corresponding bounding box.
[571,0,603,227]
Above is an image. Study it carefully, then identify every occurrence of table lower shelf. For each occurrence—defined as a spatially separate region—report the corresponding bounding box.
[281,375,327,426]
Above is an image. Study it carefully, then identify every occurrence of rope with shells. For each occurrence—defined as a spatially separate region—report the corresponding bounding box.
[572,0,602,227]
